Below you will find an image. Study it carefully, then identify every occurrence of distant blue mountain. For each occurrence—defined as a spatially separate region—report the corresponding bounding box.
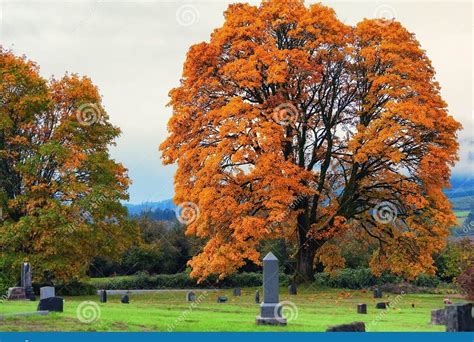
[445,176,474,199]
[124,199,177,216]
[123,176,472,216]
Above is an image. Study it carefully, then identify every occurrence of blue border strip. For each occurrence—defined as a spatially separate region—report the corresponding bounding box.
[0,333,473,342]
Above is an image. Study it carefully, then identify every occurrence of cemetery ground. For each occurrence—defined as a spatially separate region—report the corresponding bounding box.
[0,287,464,332]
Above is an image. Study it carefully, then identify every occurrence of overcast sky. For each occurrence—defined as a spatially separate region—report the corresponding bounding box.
[1,0,472,203]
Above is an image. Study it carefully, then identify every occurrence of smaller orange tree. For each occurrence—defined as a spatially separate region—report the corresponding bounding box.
[0,47,138,284]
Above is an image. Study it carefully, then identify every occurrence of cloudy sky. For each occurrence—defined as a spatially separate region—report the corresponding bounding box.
[1,0,472,203]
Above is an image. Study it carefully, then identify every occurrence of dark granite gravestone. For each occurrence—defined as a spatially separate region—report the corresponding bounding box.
[187,291,196,302]
[376,302,389,309]
[374,288,383,298]
[357,303,367,314]
[326,322,366,332]
[255,290,260,304]
[217,296,228,303]
[233,288,241,296]
[445,303,474,332]
[431,308,446,325]
[99,290,107,303]
[288,283,297,295]
[40,287,55,300]
[37,297,64,312]
[121,295,129,304]
[7,287,27,300]
[256,252,287,326]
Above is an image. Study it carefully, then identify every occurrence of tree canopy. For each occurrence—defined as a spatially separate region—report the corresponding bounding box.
[0,47,137,283]
[161,0,461,282]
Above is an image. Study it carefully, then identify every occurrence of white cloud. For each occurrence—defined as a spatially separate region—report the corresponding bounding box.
[2,0,472,202]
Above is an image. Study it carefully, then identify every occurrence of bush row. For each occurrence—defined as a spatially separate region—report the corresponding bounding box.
[28,269,441,295]
[90,271,291,290]
[313,268,441,289]
[32,281,97,296]
[89,269,440,291]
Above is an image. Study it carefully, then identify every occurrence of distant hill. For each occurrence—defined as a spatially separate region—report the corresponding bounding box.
[123,175,473,232]
[124,200,177,216]
[444,176,474,201]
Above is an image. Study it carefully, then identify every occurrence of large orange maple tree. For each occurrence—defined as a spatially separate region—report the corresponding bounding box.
[161,0,461,282]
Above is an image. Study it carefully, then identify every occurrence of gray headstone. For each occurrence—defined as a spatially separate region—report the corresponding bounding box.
[20,263,35,300]
[256,252,287,326]
[374,288,383,298]
[255,290,260,304]
[446,303,474,332]
[431,309,446,325]
[327,322,365,332]
[121,295,129,304]
[357,303,367,314]
[288,283,297,295]
[187,291,196,302]
[233,288,241,296]
[40,287,55,300]
[99,290,107,303]
[21,263,32,288]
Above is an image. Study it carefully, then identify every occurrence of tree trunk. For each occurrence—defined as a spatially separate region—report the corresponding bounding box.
[294,212,319,284]
[294,244,317,284]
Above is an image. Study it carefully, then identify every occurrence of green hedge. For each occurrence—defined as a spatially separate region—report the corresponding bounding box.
[313,268,440,289]
[90,271,290,290]
[32,280,97,296]
[44,269,441,294]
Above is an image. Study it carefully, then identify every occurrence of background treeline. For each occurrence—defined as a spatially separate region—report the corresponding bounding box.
[83,209,473,295]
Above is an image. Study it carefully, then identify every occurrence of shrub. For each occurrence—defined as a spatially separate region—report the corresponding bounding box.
[33,280,96,296]
[435,238,474,281]
[412,273,440,288]
[455,265,474,300]
[90,272,290,290]
[0,257,17,295]
[312,268,438,290]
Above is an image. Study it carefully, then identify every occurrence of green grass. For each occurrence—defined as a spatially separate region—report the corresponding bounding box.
[454,210,470,218]
[0,287,462,332]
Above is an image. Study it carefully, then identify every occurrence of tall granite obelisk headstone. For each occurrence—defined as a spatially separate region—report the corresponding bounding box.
[21,262,35,300]
[256,252,287,326]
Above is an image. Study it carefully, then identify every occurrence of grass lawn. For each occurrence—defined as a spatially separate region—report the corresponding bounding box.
[0,287,461,332]
[454,211,471,218]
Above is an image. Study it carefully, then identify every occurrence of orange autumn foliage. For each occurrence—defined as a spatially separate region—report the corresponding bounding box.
[161,0,461,282]
[0,47,138,283]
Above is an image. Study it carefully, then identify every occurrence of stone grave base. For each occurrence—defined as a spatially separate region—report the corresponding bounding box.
[7,287,27,300]
[256,316,287,326]
[0,311,49,320]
